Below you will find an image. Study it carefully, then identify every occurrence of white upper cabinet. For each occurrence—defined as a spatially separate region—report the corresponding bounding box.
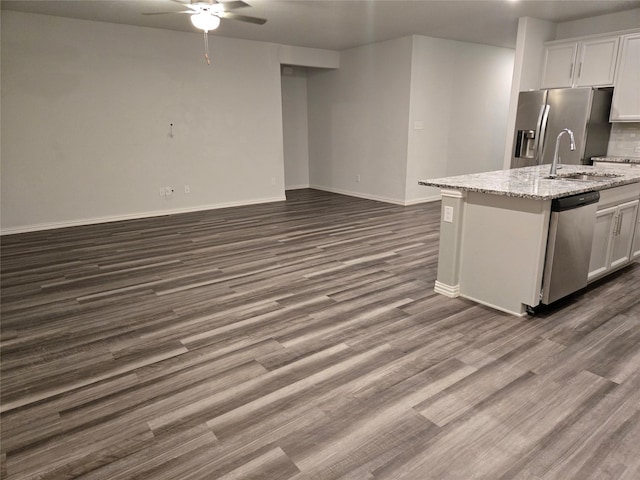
[610,33,640,122]
[575,37,620,87]
[541,36,619,89]
[540,43,578,88]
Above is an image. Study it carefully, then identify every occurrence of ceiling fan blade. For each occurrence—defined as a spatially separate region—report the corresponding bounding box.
[218,1,251,10]
[220,12,267,25]
[169,0,208,9]
[142,11,192,15]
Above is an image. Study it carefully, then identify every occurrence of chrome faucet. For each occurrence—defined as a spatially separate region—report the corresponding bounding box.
[549,128,576,176]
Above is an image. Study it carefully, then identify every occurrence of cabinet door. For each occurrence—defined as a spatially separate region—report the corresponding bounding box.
[541,43,578,89]
[610,33,640,121]
[632,211,640,261]
[575,37,619,87]
[610,200,639,269]
[588,205,617,281]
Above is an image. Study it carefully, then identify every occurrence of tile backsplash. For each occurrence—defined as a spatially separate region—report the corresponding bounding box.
[607,123,640,158]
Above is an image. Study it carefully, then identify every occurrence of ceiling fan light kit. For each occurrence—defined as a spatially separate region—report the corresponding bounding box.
[190,11,221,32]
[143,0,266,64]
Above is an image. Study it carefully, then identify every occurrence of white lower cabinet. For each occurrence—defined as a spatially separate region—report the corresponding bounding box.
[588,198,639,281]
[610,200,639,268]
[589,205,617,281]
[633,209,640,260]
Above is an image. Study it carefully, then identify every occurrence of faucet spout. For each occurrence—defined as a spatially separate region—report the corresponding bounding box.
[550,128,575,176]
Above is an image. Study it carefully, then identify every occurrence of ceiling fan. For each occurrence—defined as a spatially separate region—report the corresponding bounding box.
[143,0,267,64]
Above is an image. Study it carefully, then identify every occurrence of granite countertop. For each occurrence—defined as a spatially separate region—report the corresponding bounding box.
[419,164,640,200]
[592,156,640,164]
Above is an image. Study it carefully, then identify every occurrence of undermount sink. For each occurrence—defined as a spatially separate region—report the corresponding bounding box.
[545,173,622,181]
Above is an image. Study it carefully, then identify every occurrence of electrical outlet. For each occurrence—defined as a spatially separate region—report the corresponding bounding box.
[159,187,165,197]
[271,177,276,185]
[356,174,361,183]
[634,146,640,154]
[444,206,454,223]
[184,185,191,194]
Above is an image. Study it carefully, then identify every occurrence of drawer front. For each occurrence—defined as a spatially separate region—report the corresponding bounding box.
[598,183,640,209]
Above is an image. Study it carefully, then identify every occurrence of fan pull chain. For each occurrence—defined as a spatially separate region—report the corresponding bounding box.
[203,31,211,65]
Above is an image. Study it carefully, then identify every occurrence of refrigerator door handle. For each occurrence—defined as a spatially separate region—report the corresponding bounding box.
[534,104,550,165]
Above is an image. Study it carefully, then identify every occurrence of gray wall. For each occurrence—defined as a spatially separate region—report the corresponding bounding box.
[407,36,514,202]
[307,35,514,204]
[307,36,413,204]
[1,11,286,232]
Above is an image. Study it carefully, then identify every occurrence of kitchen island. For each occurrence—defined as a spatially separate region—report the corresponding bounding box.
[420,164,640,316]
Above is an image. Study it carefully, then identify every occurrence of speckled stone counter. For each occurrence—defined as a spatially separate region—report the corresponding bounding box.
[592,156,640,164]
[419,164,640,200]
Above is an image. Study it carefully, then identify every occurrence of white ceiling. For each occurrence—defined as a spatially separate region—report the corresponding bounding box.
[3,0,640,50]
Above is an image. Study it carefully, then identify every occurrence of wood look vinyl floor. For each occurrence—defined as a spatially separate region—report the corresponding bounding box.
[1,188,639,480]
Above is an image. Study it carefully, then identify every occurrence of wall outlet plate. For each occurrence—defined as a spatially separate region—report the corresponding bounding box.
[444,206,454,223]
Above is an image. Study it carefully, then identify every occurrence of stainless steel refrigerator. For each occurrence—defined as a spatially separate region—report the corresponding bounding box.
[510,87,612,169]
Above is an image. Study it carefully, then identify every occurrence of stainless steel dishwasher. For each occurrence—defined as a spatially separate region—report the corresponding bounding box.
[541,191,600,305]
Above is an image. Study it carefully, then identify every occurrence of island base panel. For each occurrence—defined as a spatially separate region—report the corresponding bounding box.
[452,193,550,316]
[435,190,467,291]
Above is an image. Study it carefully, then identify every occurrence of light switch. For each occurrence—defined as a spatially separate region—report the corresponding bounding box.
[444,206,454,223]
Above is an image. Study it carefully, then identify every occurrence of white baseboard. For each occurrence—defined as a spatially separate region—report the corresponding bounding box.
[2,188,439,235]
[309,184,407,205]
[309,185,441,206]
[0,195,286,235]
[434,280,460,298]
[404,195,442,205]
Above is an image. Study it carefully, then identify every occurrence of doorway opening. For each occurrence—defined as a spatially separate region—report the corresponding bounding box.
[281,65,310,194]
